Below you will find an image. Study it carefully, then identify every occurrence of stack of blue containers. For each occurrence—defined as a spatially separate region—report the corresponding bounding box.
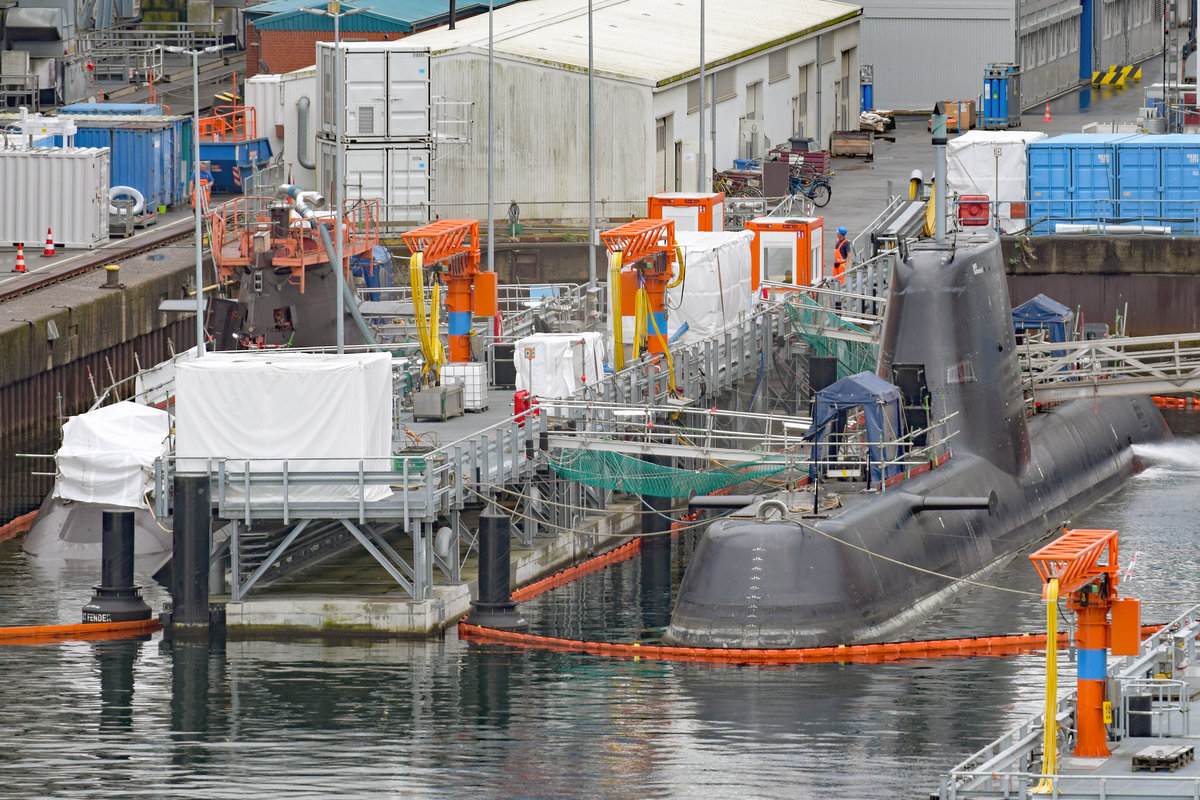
[37,113,194,211]
[1026,133,1200,234]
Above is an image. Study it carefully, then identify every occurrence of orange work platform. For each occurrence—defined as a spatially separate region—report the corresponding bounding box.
[207,197,380,294]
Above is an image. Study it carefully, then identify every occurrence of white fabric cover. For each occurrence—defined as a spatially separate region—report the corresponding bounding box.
[946,130,1048,233]
[53,402,170,508]
[514,332,606,400]
[133,345,200,408]
[666,230,754,345]
[175,353,393,502]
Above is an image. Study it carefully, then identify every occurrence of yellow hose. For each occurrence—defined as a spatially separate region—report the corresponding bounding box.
[666,244,686,289]
[609,251,625,372]
[1032,577,1059,794]
[409,253,444,381]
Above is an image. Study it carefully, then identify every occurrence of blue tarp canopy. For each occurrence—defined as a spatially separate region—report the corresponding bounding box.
[1012,293,1073,343]
[807,371,905,483]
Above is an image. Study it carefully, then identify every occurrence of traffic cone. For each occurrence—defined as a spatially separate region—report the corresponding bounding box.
[42,227,55,257]
[1043,103,1052,123]
[14,243,25,273]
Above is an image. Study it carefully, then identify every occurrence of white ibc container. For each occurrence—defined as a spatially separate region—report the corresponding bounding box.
[0,147,110,248]
[441,362,488,411]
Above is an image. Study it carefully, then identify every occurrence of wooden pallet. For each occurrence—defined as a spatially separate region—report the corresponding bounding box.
[1132,745,1194,772]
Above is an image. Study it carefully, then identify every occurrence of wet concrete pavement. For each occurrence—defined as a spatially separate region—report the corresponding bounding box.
[820,55,1173,261]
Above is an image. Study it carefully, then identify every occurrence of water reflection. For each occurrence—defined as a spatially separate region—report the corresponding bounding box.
[0,425,1197,798]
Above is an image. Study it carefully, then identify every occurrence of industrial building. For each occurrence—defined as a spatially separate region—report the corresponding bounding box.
[245,0,525,77]
[326,0,861,225]
[857,0,1162,112]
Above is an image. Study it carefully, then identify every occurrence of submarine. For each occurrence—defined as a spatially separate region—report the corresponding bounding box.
[662,228,1169,649]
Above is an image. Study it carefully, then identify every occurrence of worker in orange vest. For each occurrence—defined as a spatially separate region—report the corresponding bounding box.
[833,226,850,284]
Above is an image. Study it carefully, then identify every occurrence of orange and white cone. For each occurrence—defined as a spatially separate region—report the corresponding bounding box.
[1043,104,1052,123]
[14,243,26,273]
[42,227,55,257]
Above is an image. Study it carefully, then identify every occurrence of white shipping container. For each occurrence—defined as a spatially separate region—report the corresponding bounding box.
[317,137,431,225]
[246,66,318,190]
[441,363,488,411]
[0,147,109,248]
[317,42,431,141]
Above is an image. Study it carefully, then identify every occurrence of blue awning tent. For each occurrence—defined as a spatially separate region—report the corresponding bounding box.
[1012,293,1073,343]
[807,371,905,483]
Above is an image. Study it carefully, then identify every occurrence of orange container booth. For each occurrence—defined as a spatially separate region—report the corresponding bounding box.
[647,192,725,232]
[745,216,824,291]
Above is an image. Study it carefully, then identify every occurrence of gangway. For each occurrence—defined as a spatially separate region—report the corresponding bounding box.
[1019,331,1200,403]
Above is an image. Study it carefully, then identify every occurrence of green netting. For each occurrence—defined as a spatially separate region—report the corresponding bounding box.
[783,297,879,377]
[548,449,786,497]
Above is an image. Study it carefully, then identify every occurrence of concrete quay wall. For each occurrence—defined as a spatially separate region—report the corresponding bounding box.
[1003,236,1200,336]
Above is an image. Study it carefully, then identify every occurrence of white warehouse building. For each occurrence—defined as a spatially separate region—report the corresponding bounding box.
[318,0,861,225]
[857,0,1161,112]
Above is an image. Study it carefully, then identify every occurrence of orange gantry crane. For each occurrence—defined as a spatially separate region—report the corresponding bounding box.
[600,218,679,371]
[401,219,497,363]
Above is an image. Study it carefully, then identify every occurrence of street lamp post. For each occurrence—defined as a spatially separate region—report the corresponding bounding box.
[164,42,230,358]
[304,1,367,354]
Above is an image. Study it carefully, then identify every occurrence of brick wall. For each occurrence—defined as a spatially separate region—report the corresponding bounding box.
[247,27,408,78]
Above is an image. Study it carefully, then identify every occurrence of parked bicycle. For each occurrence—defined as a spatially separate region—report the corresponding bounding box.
[790,164,831,208]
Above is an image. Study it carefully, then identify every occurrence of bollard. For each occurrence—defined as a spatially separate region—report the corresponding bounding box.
[100,264,124,289]
[82,510,152,623]
[465,505,528,630]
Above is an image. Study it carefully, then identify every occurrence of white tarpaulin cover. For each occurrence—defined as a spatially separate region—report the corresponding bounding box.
[514,332,606,400]
[666,230,754,344]
[947,130,1048,233]
[175,353,393,502]
[54,401,170,507]
[133,345,200,408]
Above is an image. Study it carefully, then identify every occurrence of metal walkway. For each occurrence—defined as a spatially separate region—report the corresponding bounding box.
[154,304,796,602]
[1020,331,1200,403]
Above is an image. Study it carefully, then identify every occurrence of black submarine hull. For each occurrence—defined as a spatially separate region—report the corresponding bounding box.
[663,232,1169,649]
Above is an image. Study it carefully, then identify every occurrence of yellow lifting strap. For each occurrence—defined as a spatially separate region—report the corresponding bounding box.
[1031,577,1059,794]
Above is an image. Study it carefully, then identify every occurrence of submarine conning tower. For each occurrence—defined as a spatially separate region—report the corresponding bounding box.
[878,231,1030,475]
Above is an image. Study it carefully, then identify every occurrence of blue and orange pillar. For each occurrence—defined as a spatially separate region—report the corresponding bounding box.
[1072,598,1111,757]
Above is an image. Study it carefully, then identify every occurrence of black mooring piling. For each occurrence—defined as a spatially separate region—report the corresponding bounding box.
[169,475,214,637]
[465,505,528,630]
[82,510,152,623]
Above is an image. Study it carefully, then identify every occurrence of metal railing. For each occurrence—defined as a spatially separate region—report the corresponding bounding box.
[940,605,1200,800]
[1018,331,1200,402]
[1026,197,1200,235]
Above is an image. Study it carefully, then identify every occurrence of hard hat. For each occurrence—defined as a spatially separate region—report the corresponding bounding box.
[837,226,847,235]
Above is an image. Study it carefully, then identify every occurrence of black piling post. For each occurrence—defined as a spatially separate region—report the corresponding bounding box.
[465,505,528,630]
[169,475,214,638]
[82,510,152,623]
[640,489,674,632]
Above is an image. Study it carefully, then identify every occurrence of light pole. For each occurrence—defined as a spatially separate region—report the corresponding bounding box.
[304,1,367,354]
[165,42,230,358]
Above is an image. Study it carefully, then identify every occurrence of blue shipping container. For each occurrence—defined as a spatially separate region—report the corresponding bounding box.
[1114,133,1200,231]
[59,102,166,116]
[199,137,273,193]
[41,115,192,207]
[1026,134,1136,234]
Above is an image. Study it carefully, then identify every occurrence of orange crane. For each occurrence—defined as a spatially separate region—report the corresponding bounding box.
[401,219,497,363]
[1028,528,1142,788]
[600,219,678,370]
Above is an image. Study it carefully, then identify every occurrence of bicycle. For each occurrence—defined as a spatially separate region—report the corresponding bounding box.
[790,166,831,208]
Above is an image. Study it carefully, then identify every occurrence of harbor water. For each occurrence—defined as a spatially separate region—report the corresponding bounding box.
[1,411,1198,799]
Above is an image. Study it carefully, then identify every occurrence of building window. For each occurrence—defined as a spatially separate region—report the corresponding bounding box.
[714,69,736,103]
[795,63,810,137]
[769,49,788,83]
[687,79,701,114]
